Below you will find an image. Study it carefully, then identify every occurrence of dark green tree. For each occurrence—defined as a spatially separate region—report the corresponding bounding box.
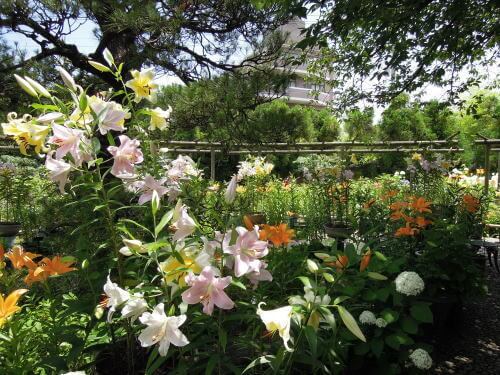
[307,108,340,141]
[453,91,500,166]
[157,70,291,144]
[344,107,375,142]
[378,94,436,141]
[421,100,457,140]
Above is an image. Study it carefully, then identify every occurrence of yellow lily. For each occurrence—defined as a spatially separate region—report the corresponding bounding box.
[160,249,203,287]
[1,113,49,155]
[412,153,422,161]
[125,68,158,103]
[0,289,28,328]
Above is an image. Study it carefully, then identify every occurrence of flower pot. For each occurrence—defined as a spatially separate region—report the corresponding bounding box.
[324,221,353,251]
[288,214,305,229]
[247,212,266,225]
[423,294,461,341]
[0,222,21,237]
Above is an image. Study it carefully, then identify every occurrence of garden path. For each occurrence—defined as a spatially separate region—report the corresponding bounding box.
[433,265,500,374]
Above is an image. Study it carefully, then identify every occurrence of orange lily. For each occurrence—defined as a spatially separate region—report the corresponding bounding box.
[0,289,28,327]
[360,251,372,272]
[0,243,4,261]
[463,194,480,213]
[390,211,414,223]
[267,224,295,247]
[259,224,274,241]
[390,201,408,211]
[415,216,432,228]
[5,246,40,269]
[327,255,349,271]
[35,256,76,277]
[381,189,399,201]
[410,197,432,213]
[395,223,419,237]
[24,268,49,285]
[259,224,295,247]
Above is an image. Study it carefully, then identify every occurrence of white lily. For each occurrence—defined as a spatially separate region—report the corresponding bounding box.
[138,303,189,356]
[103,276,130,322]
[257,303,293,351]
[45,152,71,194]
[121,293,148,321]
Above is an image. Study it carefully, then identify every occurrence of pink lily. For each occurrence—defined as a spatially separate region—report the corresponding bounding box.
[223,226,269,277]
[48,124,90,166]
[171,201,196,242]
[246,261,273,289]
[45,151,71,193]
[181,266,234,315]
[90,99,130,135]
[137,175,169,204]
[107,135,144,177]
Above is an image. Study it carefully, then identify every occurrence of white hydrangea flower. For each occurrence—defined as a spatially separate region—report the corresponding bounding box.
[395,271,425,296]
[409,348,433,370]
[375,318,388,328]
[359,310,376,325]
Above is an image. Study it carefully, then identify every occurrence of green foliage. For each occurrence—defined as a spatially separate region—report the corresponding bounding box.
[276,0,499,106]
[344,107,375,142]
[249,100,315,142]
[0,294,100,374]
[378,94,436,142]
[453,91,500,166]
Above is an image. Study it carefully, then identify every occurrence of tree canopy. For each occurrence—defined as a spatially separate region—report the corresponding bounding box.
[257,0,499,107]
[0,0,292,87]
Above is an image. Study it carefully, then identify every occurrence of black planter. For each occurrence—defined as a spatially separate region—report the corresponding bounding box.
[0,222,21,237]
[325,221,353,251]
[324,221,354,238]
[423,294,462,341]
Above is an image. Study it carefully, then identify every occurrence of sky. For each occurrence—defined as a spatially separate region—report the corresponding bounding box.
[3,15,498,121]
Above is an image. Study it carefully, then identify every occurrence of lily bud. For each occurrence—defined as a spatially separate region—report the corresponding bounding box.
[56,66,77,91]
[24,76,51,98]
[14,74,38,97]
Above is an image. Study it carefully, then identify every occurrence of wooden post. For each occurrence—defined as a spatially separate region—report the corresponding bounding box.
[497,151,500,191]
[484,145,490,195]
[210,149,216,181]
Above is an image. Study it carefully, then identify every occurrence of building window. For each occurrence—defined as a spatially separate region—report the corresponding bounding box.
[312,83,325,92]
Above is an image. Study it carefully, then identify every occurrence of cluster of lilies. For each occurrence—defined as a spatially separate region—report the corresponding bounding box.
[1,245,76,285]
[0,244,76,328]
[462,193,480,213]
[390,197,433,237]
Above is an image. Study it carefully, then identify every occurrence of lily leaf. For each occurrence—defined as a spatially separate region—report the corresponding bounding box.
[337,305,366,342]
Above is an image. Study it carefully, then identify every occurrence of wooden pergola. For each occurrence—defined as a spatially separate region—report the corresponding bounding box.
[155,138,500,193]
[2,135,499,193]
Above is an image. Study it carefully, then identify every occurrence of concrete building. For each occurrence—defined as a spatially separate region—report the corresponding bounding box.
[276,19,333,108]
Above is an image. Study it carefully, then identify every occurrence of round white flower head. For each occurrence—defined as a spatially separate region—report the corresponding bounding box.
[359,310,376,325]
[375,318,388,328]
[395,271,425,296]
[409,348,433,370]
